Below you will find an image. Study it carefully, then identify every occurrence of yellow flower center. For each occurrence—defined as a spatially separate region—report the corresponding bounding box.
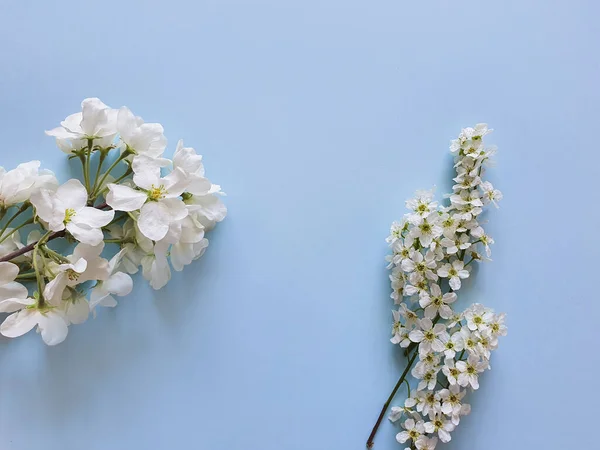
[64,208,76,225]
[148,184,166,201]
[67,269,79,281]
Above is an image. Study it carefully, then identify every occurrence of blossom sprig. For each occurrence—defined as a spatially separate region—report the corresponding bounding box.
[0,98,226,345]
[367,124,506,449]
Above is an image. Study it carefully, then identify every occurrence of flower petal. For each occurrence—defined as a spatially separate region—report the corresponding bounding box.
[66,222,104,246]
[0,262,19,285]
[72,206,114,229]
[138,201,170,241]
[106,184,147,212]
[0,281,28,301]
[55,179,87,211]
[0,310,38,338]
[37,312,69,346]
[104,272,133,296]
[0,297,35,313]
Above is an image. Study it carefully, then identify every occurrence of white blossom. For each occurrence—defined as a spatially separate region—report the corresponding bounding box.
[31,179,114,245]
[456,354,488,389]
[424,414,455,443]
[415,435,438,450]
[396,418,426,444]
[46,98,118,152]
[106,167,189,241]
[409,318,449,353]
[0,161,58,208]
[437,260,469,290]
[90,249,133,311]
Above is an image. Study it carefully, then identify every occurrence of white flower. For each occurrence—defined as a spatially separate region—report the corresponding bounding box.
[424,414,455,443]
[398,303,419,326]
[404,273,430,299]
[413,363,440,391]
[442,358,460,385]
[0,298,69,346]
[183,184,227,231]
[61,290,91,325]
[117,106,167,159]
[0,161,58,208]
[456,354,488,389]
[439,213,458,239]
[386,219,407,245]
[106,167,189,241]
[0,228,21,258]
[488,312,508,340]
[439,384,467,417]
[437,260,469,290]
[389,406,405,423]
[440,233,470,255]
[439,331,464,359]
[406,189,438,220]
[401,250,438,281]
[473,330,494,359]
[108,219,153,274]
[415,435,438,450]
[169,217,209,272]
[387,237,413,268]
[390,268,407,303]
[456,326,479,355]
[480,181,503,207]
[396,418,425,444]
[0,262,28,301]
[409,318,449,353]
[90,249,133,311]
[419,284,456,319]
[471,226,495,257]
[46,98,118,152]
[464,303,494,332]
[141,240,171,290]
[43,243,110,305]
[31,179,114,245]
[408,212,442,248]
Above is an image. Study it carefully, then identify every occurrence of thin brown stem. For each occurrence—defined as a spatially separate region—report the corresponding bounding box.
[366,349,419,449]
[0,230,65,263]
[0,202,111,263]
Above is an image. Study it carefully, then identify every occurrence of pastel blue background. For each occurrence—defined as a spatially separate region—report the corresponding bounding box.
[0,1,598,449]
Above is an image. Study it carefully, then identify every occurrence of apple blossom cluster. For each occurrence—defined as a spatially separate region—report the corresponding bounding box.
[0,98,226,346]
[367,124,506,450]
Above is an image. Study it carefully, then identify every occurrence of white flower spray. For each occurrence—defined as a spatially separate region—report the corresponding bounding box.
[367,124,506,449]
[0,98,226,345]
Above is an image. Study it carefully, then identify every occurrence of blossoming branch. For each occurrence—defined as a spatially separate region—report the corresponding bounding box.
[0,98,226,345]
[366,124,506,449]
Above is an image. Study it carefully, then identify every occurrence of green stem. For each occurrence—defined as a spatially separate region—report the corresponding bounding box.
[92,149,133,199]
[90,149,107,200]
[41,245,69,264]
[403,379,411,399]
[0,203,30,239]
[16,271,36,280]
[366,349,419,449]
[103,238,125,244]
[32,231,53,306]
[79,154,90,192]
[85,139,93,192]
[0,217,34,245]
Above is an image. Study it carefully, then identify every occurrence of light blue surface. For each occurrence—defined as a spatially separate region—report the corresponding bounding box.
[0,1,598,449]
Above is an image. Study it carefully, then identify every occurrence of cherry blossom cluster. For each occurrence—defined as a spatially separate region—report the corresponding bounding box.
[369,124,506,450]
[0,98,226,345]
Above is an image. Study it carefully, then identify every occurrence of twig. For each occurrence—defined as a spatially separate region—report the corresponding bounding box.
[0,203,110,263]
